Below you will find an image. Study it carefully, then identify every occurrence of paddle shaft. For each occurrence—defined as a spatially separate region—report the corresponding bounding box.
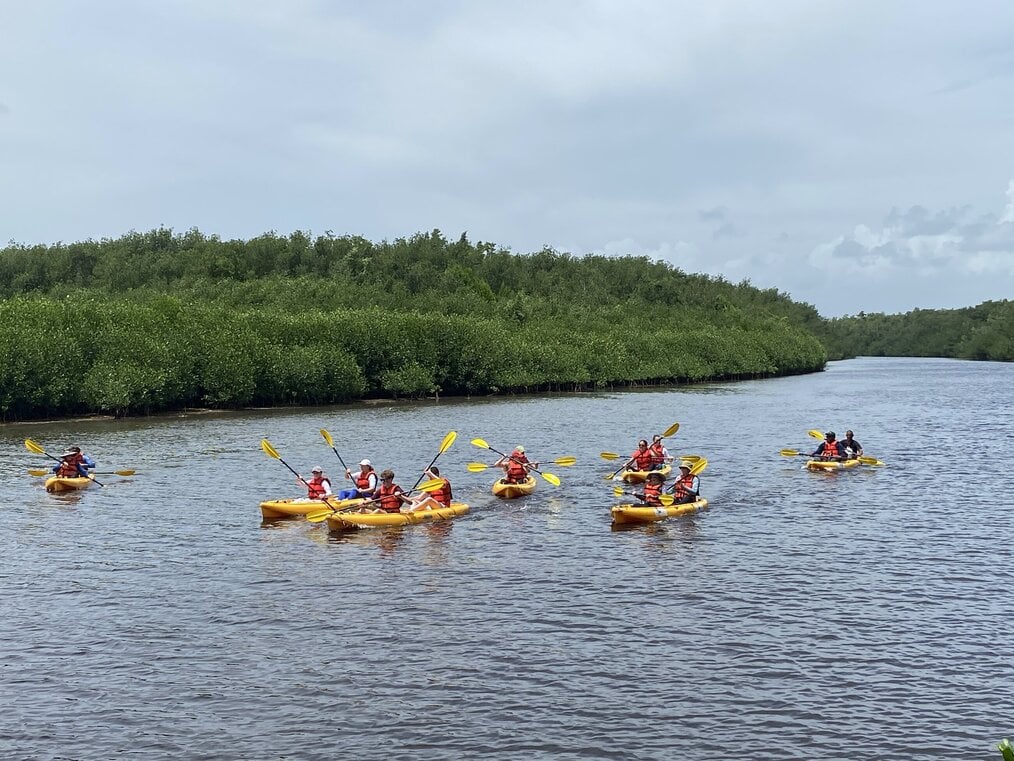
[27,440,104,486]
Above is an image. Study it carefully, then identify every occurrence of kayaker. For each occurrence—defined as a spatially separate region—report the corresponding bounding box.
[648,435,670,470]
[370,469,413,513]
[297,466,332,500]
[633,471,666,506]
[408,466,452,512]
[52,446,95,477]
[495,446,537,484]
[669,461,701,504]
[842,430,863,458]
[621,440,654,473]
[811,431,846,461]
[337,459,378,500]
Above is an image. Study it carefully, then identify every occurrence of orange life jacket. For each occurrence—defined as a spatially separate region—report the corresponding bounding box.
[56,455,83,478]
[642,481,664,505]
[355,469,375,490]
[648,442,666,467]
[306,475,330,500]
[506,454,528,483]
[672,473,698,499]
[376,482,403,513]
[818,441,842,460]
[630,448,653,471]
[431,478,453,507]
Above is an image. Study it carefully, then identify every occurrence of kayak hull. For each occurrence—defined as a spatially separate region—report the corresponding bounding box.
[611,498,709,525]
[492,476,537,499]
[620,464,672,484]
[45,476,92,493]
[805,459,861,471]
[260,497,364,520]
[326,502,470,531]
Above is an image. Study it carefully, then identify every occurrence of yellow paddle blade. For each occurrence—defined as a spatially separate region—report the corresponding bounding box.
[320,429,334,447]
[658,494,675,506]
[260,439,280,459]
[780,449,801,457]
[438,431,457,454]
[553,456,576,466]
[661,422,680,438]
[858,456,884,466]
[599,452,622,460]
[417,478,445,492]
[680,454,702,462]
[808,429,824,440]
[540,472,561,487]
[28,469,48,477]
[470,438,490,450]
[612,486,625,496]
[25,439,45,455]
[690,459,708,475]
[466,462,491,472]
[305,509,334,523]
[113,470,136,476]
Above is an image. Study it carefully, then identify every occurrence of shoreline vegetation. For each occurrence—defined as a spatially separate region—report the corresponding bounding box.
[0,227,830,421]
[2,226,1007,423]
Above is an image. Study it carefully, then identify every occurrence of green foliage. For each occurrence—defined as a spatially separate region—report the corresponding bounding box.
[0,228,832,420]
[820,300,1014,361]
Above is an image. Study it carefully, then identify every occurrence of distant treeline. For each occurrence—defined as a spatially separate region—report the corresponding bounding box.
[0,228,827,420]
[820,301,1013,361]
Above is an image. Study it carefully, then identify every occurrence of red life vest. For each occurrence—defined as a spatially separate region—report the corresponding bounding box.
[57,455,83,478]
[643,481,664,505]
[355,469,375,490]
[818,441,841,460]
[306,475,330,500]
[376,482,403,513]
[431,478,453,507]
[648,442,666,467]
[630,448,653,471]
[506,454,528,483]
[672,473,697,499]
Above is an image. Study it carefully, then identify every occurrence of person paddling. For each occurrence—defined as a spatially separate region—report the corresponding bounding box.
[811,431,846,462]
[369,469,413,513]
[669,461,701,504]
[633,471,666,506]
[495,446,538,484]
[647,435,670,471]
[52,446,95,478]
[297,466,332,500]
[621,439,654,473]
[842,430,863,459]
[408,466,452,512]
[337,458,378,500]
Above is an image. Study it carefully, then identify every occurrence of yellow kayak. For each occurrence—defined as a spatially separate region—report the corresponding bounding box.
[260,496,364,520]
[326,502,470,531]
[45,476,93,493]
[491,476,537,499]
[805,459,861,471]
[619,464,671,484]
[611,498,709,525]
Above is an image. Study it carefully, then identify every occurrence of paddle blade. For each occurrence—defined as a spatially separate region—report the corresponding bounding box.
[680,454,702,463]
[808,429,825,440]
[438,431,457,454]
[27,468,48,477]
[859,456,884,466]
[660,422,680,438]
[260,439,280,459]
[417,478,446,492]
[305,509,333,523]
[25,439,45,455]
[470,438,490,450]
[466,462,490,472]
[690,459,708,475]
[541,472,561,487]
[599,452,622,461]
[658,494,675,506]
[113,470,136,476]
[320,429,334,447]
[612,486,625,497]
[553,456,577,466]
[779,449,801,457]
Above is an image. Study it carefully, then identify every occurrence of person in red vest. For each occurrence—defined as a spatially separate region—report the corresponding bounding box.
[634,471,666,505]
[495,446,538,484]
[52,446,95,477]
[811,432,846,461]
[370,469,413,513]
[408,466,453,512]
[622,439,654,473]
[647,435,670,470]
[669,461,701,504]
[337,459,378,500]
[297,466,332,500]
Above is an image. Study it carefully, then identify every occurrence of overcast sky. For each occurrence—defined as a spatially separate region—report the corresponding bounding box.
[2,2,1012,316]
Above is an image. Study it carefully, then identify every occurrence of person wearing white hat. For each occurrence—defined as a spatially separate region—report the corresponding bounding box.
[297,465,332,500]
[52,445,96,478]
[495,446,538,484]
[337,458,378,500]
[668,461,701,504]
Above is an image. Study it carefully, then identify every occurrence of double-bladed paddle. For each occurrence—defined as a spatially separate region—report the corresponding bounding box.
[470,439,560,486]
[25,438,104,486]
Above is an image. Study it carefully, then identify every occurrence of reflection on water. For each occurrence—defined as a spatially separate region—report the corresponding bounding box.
[1,358,1012,760]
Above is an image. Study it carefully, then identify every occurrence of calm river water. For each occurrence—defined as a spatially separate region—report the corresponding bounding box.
[2,357,1012,760]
